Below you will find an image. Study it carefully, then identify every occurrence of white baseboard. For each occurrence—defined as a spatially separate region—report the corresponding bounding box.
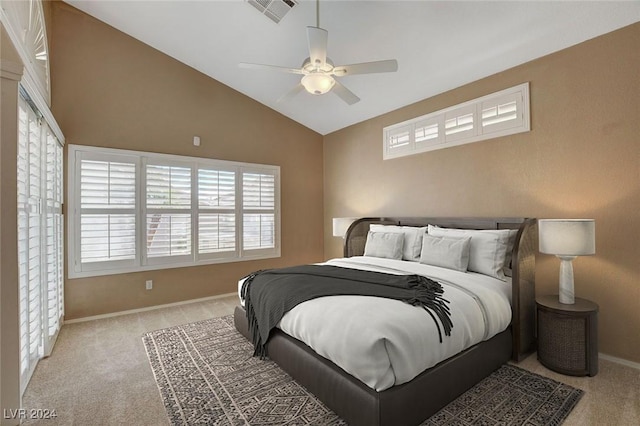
[63,292,237,324]
[600,353,640,371]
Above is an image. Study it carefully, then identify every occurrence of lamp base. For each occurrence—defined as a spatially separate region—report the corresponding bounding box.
[558,256,576,304]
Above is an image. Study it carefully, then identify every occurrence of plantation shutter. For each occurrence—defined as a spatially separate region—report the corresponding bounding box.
[383,83,530,159]
[242,170,278,255]
[75,152,137,273]
[68,145,281,277]
[44,129,64,354]
[414,115,443,150]
[480,91,523,135]
[17,99,42,390]
[197,168,236,259]
[384,124,412,158]
[444,105,476,142]
[17,94,64,393]
[144,162,192,263]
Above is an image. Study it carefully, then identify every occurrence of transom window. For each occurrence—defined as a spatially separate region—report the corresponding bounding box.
[383,83,530,160]
[68,145,280,278]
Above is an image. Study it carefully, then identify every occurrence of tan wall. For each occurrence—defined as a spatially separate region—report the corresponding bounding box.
[1,22,24,423]
[324,23,640,364]
[50,2,324,319]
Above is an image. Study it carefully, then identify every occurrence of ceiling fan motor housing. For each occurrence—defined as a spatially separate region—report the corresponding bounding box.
[302,57,334,73]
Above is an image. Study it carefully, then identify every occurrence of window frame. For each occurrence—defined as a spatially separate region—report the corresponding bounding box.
[383,82,530,160]
[68,145,281,278]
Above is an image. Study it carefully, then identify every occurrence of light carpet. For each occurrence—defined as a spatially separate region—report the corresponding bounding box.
[143,315,583,425]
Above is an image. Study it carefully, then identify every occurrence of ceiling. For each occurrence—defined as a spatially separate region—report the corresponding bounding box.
[64,1,640,135]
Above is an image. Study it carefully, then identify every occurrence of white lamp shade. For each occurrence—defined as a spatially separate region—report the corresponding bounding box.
[539,219,596,256]
[301,73,335,95]
[332,217,358,238]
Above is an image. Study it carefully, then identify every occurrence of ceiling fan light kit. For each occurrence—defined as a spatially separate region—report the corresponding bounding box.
[239,0,398,105]
[301,73,335,95]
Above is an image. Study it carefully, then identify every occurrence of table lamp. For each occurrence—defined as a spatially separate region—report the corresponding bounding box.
[332,217,358,238]
[538,219,595,304]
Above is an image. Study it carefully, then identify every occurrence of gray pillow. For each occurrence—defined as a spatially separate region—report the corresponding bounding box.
[363,232,405,260]
[369,224,427,261]
[419,234,471,272]
[427,225,515,279]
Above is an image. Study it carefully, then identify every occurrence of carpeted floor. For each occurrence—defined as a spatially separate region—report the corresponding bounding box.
[143,315,584,425]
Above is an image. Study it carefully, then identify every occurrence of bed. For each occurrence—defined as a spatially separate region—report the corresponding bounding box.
[234,217,537,426]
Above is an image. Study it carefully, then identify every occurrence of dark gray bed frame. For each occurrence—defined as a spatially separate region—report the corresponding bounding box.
[234,217,537,426]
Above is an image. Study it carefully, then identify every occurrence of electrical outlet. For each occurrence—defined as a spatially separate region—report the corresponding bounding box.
[145,280,153,290]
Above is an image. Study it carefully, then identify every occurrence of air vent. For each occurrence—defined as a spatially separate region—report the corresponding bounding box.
[247,0,297,24]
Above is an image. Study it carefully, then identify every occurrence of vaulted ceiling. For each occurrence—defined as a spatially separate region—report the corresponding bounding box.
[65,1,640,135]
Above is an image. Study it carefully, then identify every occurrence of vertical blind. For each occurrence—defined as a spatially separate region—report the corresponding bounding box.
[68,145,280,278]
[17,94,64,393]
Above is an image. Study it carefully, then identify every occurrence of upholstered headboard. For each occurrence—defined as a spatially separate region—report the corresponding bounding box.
[343,217,537,362]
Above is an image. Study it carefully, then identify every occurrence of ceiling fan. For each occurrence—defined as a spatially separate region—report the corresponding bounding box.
[239,0,398,105]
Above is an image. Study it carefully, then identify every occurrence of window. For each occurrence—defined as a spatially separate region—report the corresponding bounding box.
[145,162,192,262]
[444,105,476,142]
[5,0,64,400]
[17,93,64,393]
[76,152,138,272]
[383,83,530,159]
[480,90,525,135]
[68,145,281,278]
[0,0,51,104]
[242,171,277,252]
[197,168,236,257]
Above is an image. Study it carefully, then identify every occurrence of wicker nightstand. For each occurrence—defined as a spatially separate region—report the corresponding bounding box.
[536,295,598,376]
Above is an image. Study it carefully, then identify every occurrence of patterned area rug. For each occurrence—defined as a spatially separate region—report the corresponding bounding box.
[142,315,583,425]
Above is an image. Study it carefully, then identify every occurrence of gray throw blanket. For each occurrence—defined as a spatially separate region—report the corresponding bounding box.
[241,265,452,358]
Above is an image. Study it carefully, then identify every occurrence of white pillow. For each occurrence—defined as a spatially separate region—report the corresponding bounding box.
[369,224,427,261]
[419,234,471,272]
[427,225,517,280]
[363,232,405,260]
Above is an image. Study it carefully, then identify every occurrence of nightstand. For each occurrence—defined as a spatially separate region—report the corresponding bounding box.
[536,295,598,376]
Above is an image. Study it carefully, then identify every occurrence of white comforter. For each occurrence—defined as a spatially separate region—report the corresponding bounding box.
[238,256,512,392]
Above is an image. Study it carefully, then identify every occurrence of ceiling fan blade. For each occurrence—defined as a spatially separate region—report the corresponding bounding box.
[239,62,303,74]
[333,59,398,77]
[332,80,360,105]
[307,26,328,68]
[277,84,305,103]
